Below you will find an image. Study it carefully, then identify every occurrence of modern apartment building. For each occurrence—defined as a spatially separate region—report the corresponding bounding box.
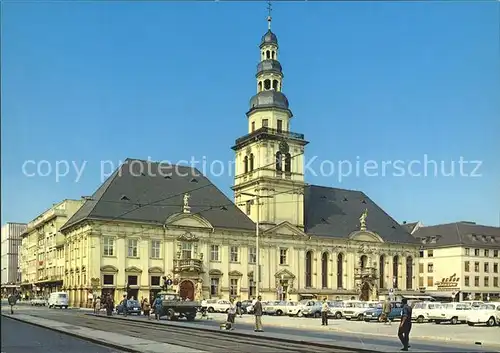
[404,221,500,301]
[1,222,27,284]
[19,199,84,296]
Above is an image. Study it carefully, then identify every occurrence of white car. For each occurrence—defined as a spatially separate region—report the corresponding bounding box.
[287,299,317,317]
[342,301,380,320]
[412,301,442,323]
[427,302,471,325]
[30,297,47,306]
[205,299,231,313]
[263,301,296,316]
[466,303,500,327]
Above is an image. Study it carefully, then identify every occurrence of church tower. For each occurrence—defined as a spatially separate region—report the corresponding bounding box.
[232,7,308,230]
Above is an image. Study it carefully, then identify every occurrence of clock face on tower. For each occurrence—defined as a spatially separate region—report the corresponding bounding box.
[279,139,289,154]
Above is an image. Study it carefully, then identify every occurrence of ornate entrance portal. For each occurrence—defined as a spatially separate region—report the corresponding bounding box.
[179,280,195,300]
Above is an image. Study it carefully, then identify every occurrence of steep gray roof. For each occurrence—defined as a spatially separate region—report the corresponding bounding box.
[401,222,419,234]
[304,185,419,245]
[412,222,500,249]
[60,159,255,232]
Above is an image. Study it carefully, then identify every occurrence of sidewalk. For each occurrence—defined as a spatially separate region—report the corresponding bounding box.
[1,312,205,353]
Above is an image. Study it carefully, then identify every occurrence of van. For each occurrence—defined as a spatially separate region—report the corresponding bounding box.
[48,292,69,309]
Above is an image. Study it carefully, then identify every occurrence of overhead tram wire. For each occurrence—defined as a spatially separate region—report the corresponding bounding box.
[81,150,305,236]
[116,184,308,240]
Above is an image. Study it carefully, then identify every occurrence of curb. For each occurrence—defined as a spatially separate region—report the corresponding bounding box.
[85,313,376,352]
[2,313,140,353]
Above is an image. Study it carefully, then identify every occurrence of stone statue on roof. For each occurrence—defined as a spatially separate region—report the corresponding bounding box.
[183,193,191,213]
[359,208,368,231]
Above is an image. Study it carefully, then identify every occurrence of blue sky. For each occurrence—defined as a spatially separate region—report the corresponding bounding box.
[2,1,499,227]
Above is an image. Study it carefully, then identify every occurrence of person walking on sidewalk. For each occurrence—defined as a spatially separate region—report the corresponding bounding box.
[8,294,17,315]
[95,296,101,315]
[226,298,236,330]
[398,298,412,351]
[381,299,391,324]
[253,296,263,332]
[321,297,329,326]
[143,298,151,320]
[153,295,162,320]
[121,295,128,317]
[105,294,114,316]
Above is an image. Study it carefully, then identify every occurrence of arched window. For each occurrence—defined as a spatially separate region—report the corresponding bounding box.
[284,153,291,173]
[360,255,368,268]
[264,79,271,90]
[272,51,275,59]
[243,156,248,174]
[337,253,344,289]
[379,255,385,289]
[321,252,329,288]
[249,154,254,172]
[258,81,262,92]
[272,80,279,90]
[275,152,283,171]
[393,256,399,289]
[305,251,312,287]
[406,256,413,290]
[266,50,270,59]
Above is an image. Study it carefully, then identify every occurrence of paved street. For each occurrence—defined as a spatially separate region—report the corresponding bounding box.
[1,315,120,353]
[3,304,498,352]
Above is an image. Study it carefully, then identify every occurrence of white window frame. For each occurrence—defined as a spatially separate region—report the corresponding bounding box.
[230,246,239,262]
[210,245,219,261]
[103,237,115,256]
[151,240,161,259]
[128,239,138,257]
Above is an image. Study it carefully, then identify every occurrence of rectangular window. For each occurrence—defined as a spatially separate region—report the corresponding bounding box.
[494,263,498,273]
[419,263,424,273]
[494,277,499,287]
[103,237,114,256]
[251,121,255,132]
[465,248,470,256]
[277,119,283,132]
[279,248,287,265]
[474,262,480,272]
[464,276,470,286]
[464,261,470,272]
[230,246,239,262]
[151,240,161,259]
[248,247,256,264]
[127,275,138,286]
[485,249,489,257]
[474,276,480,286]
[427,250,434,257]
[418,277,424,287]
[262,119,268,127]
[246,200,251,215]
[230,278,238,296]
[484,263,489,273]
[210,245,219,261]
[210,278,219,296]
[150,276,160,286]
[181,242,192,259]
[249,279,256,297]
[427,263,433,273]
[103,274,114,285]
[128,239,138,257]
[474,249,480,256]
[484,276,489,287]
[494,250,499,257]
[427,277,433,287]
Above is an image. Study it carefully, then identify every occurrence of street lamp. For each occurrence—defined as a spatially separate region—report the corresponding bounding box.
[239,192,273,297]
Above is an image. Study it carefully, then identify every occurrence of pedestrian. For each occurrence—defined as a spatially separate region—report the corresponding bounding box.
[253,295,263,332]
[95,296,101,315]
[236,299,243,318]
[200,298,208,319]
[381,298,391,324]
[226,298,236,330]
[153,294,162,320]
[121,294,128,317]
[321,297,329,326]
[8,294,17,315]
[106,294,114,316]
[398,298,412,351]
[143,298,151,320]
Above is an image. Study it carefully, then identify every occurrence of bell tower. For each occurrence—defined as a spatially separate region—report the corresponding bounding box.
[231,5,308,229]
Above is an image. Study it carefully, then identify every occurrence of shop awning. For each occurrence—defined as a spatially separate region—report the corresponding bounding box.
[425,291,459,298]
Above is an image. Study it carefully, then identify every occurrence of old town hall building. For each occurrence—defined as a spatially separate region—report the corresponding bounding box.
[51,15,420,307]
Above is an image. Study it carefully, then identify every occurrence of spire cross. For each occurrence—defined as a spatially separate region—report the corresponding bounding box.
[267,1,272,29]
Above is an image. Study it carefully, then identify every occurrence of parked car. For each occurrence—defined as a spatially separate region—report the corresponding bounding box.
[301,301,324,318]
[239,300,252,314]
[461,300,484,308]
[364,302,403,322]
[428,302,472,325]
[48,292,68,309]
[30,297,47,306]
[263,301,296,316]
[206,299,231,313]
[411,301,442,323]
[116,299,142,315]
[328,301,345,319]
[287,299,317,317]
[466,303,500,327]
[343,301,380,321]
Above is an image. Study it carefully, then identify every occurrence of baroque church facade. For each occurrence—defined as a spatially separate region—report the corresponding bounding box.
[58,15,420,307]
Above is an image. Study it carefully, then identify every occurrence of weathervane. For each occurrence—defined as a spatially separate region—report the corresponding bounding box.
[267,1,272,30]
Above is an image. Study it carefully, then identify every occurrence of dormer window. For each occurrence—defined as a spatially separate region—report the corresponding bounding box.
[471,234,478,241]
[481,235,487,242]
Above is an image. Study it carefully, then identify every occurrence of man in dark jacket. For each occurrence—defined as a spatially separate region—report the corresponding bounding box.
[398,298,412,351]
[253,296,263,332]
[8,294,17,314]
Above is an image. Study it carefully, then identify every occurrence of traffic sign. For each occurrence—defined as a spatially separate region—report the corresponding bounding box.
[389,288,394,293]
